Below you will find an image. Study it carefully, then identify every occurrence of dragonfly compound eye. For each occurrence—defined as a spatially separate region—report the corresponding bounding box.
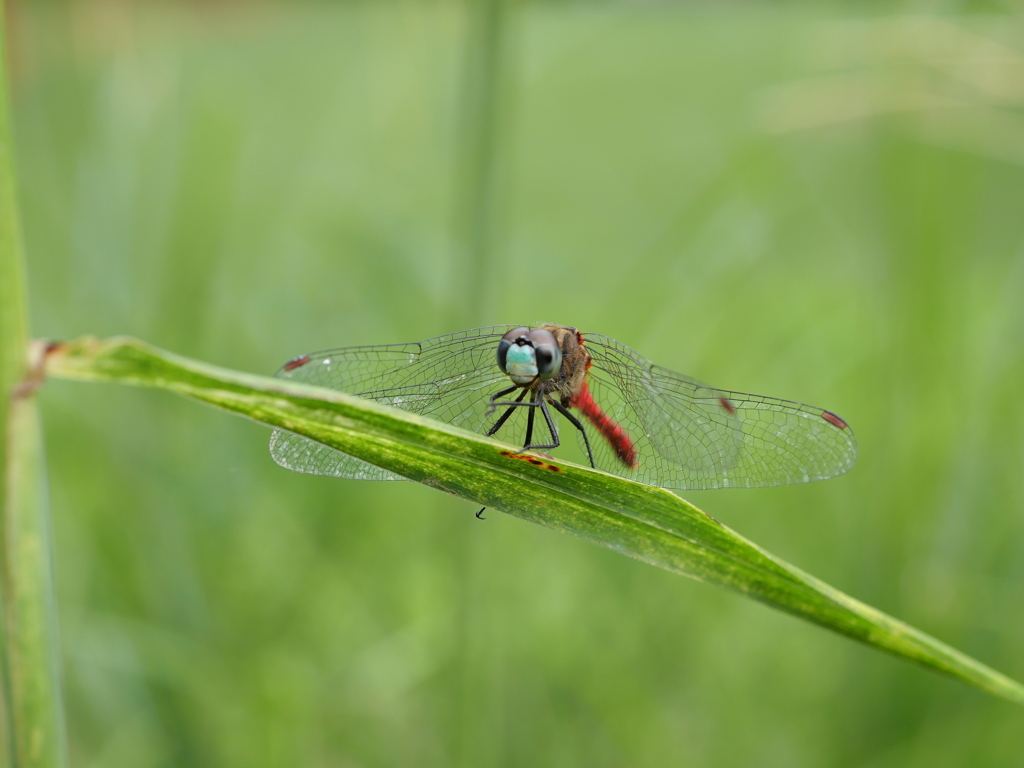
[503,344,539,385]
[496,327,531,373]
[533,343,562,380]
[526,328,562,381]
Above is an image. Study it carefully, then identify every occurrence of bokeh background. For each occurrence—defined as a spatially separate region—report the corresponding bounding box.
[10,0,1024,765]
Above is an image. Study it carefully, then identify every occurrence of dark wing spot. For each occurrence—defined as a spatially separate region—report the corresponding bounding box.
[821,411,849,429]
[283,355,311,372]
[719,396,736,415]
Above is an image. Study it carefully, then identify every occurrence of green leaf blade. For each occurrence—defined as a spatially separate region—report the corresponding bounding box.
[44,335,1024,706]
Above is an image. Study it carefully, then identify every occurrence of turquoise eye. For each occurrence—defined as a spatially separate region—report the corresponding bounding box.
[505,345,534,366]
[503,344,538,384]
[497,327,530,373]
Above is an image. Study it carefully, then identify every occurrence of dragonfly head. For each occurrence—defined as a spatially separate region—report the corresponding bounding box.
[497,327,563,386]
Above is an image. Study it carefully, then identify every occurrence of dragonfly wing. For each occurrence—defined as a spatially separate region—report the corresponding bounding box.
[269,429,405,480]
[269,327,511,479]
[582,334,857,490]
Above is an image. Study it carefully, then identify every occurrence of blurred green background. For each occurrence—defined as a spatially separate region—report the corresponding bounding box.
[10,0,1024,765]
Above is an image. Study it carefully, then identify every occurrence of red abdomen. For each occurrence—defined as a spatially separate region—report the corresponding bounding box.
[571,380,639,469]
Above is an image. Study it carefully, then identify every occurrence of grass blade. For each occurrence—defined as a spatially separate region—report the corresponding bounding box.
[44,335,1024,706]
[0,4,69,761]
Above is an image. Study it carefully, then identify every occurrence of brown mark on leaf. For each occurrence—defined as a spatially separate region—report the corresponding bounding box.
[499,450,563,472]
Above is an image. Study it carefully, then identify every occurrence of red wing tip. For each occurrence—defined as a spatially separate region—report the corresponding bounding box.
[718,396,737,415]
[283,355,311,372]
[821,411,849,429]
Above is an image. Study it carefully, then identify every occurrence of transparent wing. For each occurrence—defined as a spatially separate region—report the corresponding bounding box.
[579,334,858,490]
[270,324,857,490]
[269,326,514,479]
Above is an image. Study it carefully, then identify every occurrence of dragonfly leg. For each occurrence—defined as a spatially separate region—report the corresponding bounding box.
[482,393,558,522]
[486,384,520,416]
[548,397,595,468]
[485,387,530,437]
[524,394,537,446]
[522,392,560,452]
[487,386,558,452]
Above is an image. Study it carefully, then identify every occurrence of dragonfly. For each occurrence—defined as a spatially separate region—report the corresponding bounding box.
[269,324,857,504]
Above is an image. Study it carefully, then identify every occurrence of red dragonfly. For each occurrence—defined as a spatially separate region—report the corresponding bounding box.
[269,324,857,496]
